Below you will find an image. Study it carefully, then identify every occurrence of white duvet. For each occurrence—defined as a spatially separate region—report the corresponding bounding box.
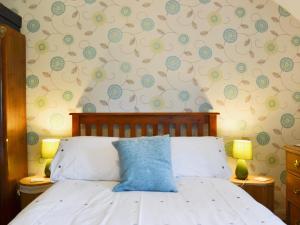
[10,177,284,225]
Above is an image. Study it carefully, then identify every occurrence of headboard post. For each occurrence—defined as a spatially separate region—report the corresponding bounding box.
[208,114,217,136]
[72,114,80,136]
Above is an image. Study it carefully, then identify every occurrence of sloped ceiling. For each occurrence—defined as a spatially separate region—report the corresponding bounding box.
[272,0,300,20]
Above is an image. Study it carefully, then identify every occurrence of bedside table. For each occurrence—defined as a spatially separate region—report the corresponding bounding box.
[231,175,274,211]
[18,176,52,209]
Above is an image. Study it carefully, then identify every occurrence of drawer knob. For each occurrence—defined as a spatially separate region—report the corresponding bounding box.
[294,189,300,195]
[294,160,300,168]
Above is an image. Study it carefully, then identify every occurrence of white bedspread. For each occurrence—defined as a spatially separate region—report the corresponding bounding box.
[10,177,284,225]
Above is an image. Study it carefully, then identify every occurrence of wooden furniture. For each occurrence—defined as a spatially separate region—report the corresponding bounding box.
[231,175,274,211]
[286,145,300,225]
[70,112,219,137]
[0,10,27,225]
[19,177,52,209]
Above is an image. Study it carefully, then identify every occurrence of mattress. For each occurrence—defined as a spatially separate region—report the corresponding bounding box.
[10,177,284,225]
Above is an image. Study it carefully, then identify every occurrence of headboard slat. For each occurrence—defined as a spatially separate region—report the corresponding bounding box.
[70,112,219,137]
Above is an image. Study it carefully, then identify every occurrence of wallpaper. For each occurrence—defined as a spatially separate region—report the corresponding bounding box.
[3,0,300,217]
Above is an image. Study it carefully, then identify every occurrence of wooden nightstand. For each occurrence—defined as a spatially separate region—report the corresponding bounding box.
[231,175,274,211]
[18,176,52,209]
[285,145,300,225]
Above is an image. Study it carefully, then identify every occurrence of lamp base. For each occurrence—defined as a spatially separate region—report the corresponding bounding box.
[44,159,52,178]
[235,159,248,180]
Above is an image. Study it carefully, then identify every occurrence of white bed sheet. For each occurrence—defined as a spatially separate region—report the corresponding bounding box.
[10,177,284,225]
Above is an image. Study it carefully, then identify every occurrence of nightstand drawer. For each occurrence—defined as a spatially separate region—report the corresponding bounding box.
[287,152,300,176]
[287,172,300,206]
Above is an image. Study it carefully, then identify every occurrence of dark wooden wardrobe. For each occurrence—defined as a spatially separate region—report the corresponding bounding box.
[0,4,27,225]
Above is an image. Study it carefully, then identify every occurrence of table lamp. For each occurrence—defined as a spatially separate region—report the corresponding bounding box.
[233,140,252,180]
[41,138,60,177]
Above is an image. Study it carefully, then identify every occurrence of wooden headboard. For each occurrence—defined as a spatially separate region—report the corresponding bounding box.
[70,112,219,137]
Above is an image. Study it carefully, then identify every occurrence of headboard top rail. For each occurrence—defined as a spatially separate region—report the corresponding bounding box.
[70,112,219,137]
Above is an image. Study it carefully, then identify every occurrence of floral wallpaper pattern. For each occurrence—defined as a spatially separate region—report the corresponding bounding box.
[3,0,300,217]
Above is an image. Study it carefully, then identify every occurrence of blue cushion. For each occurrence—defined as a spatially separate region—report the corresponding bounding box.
[112,135,177,192]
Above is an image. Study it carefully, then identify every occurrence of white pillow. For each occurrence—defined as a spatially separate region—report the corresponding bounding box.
[50,136,120,182]
[171,136,231,179]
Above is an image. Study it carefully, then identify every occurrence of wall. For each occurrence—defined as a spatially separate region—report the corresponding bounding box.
[3,0,300,217]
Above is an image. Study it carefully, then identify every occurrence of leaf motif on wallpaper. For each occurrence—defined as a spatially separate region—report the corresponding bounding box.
[184,51,192,56]
[125,23,134,28]
[249,51,255,58]
[188,66,194,74]
[157,85,166,91]
[42,30,51,36]
[272,72,281,78]
[258,116,266,121]
[77,22,82,30]
[214,2,222,8]
[244,39,251,46]
[271,17,280,23]
[134,49,140,57]
[43,16,52,22]
[42,72,51,78]
[72,66,78,74]
[99,2,108,7]
[241,80,250,85]
[216,100,225,106]
[99,57,108,63]
[27,59,36,64]
[250,107,255,114]
[158,71,167,77]
[129,95,136,102]
[42,86,50,92]
[72,11,79,18]
[84,87,93,92]
[272,86,280,92]
[270,30,279,36]
[85,31,93,36]
[126,80,134,84]
[214,57,223,63]
[240,24,249,29]
[245,95,251,103]
[142,58,151,63]
[129,38,136,45]
[192,21,197,29]
[257,59,266,64]
[216,44,224,49]
[200,31,209,36]
[76,78,81,86]
[256,4,264,9]
[157,15,166,21]
[157,29,165,35]
[249,163,256,172]
[99,100,108,106]
[68,51,77,56]
[29,4,38,9]
[273,129,282,135]
[187,10,193,18]
[134,106,139,112]
[200,87,209,92]
[184,108,192,112]
[100,43,109,49]
[272,143,281,149]
[27,116,35,121]
[192,78,198,86]
[142,2,151,7]
[297,53,300,57]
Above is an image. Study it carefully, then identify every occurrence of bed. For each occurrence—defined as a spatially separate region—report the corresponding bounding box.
[10,112,285,225]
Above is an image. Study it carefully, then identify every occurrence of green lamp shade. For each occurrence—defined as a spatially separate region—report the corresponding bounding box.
[233,140,252,160]
[41,138,60,159]
[233,140,252,180]
[41,139,60,177]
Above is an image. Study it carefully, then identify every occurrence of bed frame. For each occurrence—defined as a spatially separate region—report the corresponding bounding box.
[70,112,219,137]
